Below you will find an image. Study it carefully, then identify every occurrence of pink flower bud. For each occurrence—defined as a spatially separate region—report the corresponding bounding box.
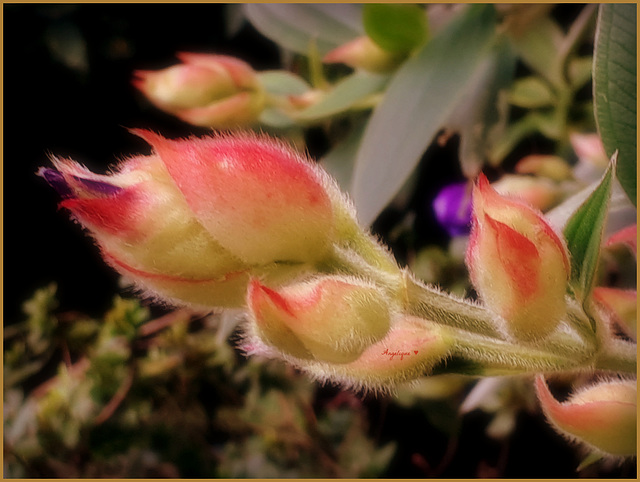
[466,174,570,341]
[133,53,265,128]
[40,130,347,308]
[535,376,637,456]
[247,276,391,363]
[570,132,608,168]
[323,36,404,73]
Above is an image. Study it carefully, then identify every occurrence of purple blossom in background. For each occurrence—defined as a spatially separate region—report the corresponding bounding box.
[432,181,472,237]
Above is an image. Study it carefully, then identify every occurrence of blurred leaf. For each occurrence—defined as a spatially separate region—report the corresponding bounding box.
[509,76,556,108]
[567,56,593,90]
[320,118,368,190]
[363,4,428,53]
[259,70,311,96]
[296,71,389,121]
[243,4,363,56]
[350,5,498,225]
[563,155,615,303]
[447,37,516,177]
[593,4,637,207]
[507,15,564,87]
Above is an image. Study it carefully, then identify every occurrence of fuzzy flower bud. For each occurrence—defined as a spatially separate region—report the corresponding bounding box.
[466,174,570,342]
[40,130,350,308]
[247,276,452,390]
[535,376,637,457]
[247,276,391,363]
[323,36,404,73]
[133,53,265,128]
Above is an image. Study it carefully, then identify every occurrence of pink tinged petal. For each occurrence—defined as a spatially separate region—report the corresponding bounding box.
[60,188,146,239]
[484,214,540,301]
[535,376,637,456]
[133,129,335,265]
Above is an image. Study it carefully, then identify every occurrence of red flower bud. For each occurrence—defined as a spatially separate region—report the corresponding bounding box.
[466,174,570,341]
[41,130,349,308]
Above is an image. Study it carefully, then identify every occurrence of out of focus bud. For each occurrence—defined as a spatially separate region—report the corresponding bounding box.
[247,276,391,363]
[432,181,472,237]
[535,376,637,457]
[605,224,637,257]
[492,174,562,211]
[323,36,404,73]
[515,154,573,181]
[40,130,350,308]
[593,287,637,339]
[466,174,570,342]
[570,132,608,168]
[133,53,265,128]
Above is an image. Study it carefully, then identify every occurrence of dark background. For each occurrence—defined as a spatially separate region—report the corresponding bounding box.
[3,4,635,478]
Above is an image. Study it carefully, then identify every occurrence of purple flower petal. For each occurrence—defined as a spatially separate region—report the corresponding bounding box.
[433,182,472,237]
[38,167,74,198]
[71,175,123,196]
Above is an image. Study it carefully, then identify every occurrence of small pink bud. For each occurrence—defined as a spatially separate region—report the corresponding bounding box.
[535,376,637,456]
[323,36,404,73]
[491,174,561,211]
[247,276,391,363]
[133,53,265,128]
[466,174,570,341]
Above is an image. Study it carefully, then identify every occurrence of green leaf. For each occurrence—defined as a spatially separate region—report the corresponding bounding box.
[258,70,311,96]
[363,4,428,53]
[350,5,497,225]
[508,76,556,108]
[243,4,363,56]
[295,71,389,121]
[563,155,616,303]
[593,4,637,207]
[507,15,565,88]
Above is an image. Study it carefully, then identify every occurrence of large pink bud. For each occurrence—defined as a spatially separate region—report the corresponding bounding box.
[466,174,570,342]
[40,130,346,308]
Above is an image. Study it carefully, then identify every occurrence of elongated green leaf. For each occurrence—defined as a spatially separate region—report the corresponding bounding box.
[295,72,389,121]
[363,4,428,53]
[447,38,516,177]
[593,4,637,207]
[563,155,616,302]
[350,5,497,225]
[320,119,368,190]
[243,4,363,56]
